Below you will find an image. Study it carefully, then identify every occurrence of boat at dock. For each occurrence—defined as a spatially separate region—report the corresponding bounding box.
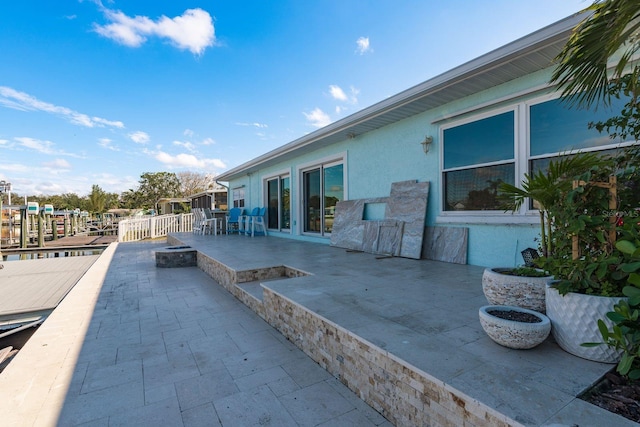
[0,252,102,372]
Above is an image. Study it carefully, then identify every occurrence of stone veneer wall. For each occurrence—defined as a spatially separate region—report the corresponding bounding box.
[166,236,516,426]
[262,288,517,427]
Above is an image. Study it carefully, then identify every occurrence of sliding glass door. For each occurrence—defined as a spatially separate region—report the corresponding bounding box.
[266,175,290,231]
[303,162,343,235]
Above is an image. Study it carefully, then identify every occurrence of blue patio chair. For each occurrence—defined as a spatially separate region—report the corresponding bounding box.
[241,207,259,235]
[240,208,260,235]
[225,208,244,234]
[246,207,267,237]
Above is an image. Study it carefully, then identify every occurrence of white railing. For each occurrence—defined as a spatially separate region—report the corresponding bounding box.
[118,213,193,242]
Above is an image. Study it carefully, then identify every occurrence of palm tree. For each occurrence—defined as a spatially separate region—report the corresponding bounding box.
[550,0,640,109]
[498,153,603,257]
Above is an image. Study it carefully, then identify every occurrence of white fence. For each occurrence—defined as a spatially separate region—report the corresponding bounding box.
[118,213,193,242]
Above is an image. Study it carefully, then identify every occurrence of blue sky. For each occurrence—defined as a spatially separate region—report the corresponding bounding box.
[0,0,588,197]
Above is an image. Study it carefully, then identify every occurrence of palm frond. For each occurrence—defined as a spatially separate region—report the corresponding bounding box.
[551,0,640,109]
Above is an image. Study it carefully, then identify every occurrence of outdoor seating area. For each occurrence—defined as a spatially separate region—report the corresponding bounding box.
[241,207,267,237]
[192,208,223,236]
[225,207,243,234]
[224,207,267,237]
[165,233,631,426]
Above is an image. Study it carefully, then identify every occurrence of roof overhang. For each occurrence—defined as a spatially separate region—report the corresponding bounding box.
[217,12,586,182]
[187,188,227,199]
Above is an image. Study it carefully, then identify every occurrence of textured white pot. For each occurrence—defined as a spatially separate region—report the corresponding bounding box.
[479,305,551,349]
[545,285,624,363]
[482,268,553,313]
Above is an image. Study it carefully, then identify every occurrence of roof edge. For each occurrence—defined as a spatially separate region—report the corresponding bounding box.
[218,11,586,181]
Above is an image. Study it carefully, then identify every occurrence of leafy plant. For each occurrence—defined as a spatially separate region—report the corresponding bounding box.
[584,233,640,380]
[535,147,640,296]
[498,152,602,257]
[496,267,550,278]
[550,0,640,111]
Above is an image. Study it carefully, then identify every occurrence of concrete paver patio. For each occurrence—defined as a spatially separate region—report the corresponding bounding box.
[1,241,389,426]
[1,235,638,426]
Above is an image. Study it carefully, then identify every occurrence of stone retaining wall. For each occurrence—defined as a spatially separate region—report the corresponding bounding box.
[262,288,515,427]
[168,235,517,426]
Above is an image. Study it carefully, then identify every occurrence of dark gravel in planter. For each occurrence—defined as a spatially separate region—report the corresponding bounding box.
[487,309,542,323]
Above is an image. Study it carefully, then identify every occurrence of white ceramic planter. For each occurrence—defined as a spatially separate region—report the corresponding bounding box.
[545,285,624,363]
[479,305,551,349]
[482,268,553,313]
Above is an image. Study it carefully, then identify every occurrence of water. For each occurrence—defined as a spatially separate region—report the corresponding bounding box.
[0,223,20,246]
[2,249,104,261]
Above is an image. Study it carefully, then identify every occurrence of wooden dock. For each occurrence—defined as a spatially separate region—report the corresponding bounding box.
[0,255,100,321]
[44,235,117,247]
[1,235,117,254]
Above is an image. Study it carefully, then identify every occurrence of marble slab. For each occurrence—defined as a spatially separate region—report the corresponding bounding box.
[330,200,365,251]
[361,220,404,256]
[421,226,468,264]
[330,181,429,259]
[386,181,430,259]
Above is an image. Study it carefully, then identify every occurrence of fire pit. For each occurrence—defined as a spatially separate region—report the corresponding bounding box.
[155,246,197,268]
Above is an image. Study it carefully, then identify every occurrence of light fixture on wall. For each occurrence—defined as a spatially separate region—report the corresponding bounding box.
[421,136,433,154]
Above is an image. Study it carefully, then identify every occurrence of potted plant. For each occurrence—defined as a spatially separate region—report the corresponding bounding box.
[535,149,638,363]
[490,153,602,313]
[479,305,551,349]
[583,225,640,374]
[481,266,552,313]
[497,149,639,362]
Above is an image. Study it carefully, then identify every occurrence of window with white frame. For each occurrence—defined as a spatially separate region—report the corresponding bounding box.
[265,174,290,231]
[442,109,516,211]
[441,94,634,214]
[232,187,245,208]
[528,96,630,174]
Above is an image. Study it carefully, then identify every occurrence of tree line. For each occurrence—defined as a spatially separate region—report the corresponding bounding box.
[4,171,218,214]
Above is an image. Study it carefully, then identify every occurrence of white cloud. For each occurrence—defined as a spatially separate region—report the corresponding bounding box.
[0,86,125,129]
[349,85,360,102]
[14,136,84,158]
[0,139,8,146]
[183,129,195,137]
[201,137,215,145]
[94,8,215,55]
[43,158,72,170]
[154,151,226,169]
[128,131,150,144]
[0,163,29,173]
[329,85,348,102]
[328,85,359,116]
[92,116,125,128]
[236,122,268,129]
[329,84,358,105]
[356,37,372,55]
[303,108,331,128]
[15,137,56,154]
[173,140,196,152]
[35,181,66,194]
[98,138,119,151]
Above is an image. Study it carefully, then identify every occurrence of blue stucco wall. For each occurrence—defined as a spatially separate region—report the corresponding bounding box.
[226,69,557,267]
